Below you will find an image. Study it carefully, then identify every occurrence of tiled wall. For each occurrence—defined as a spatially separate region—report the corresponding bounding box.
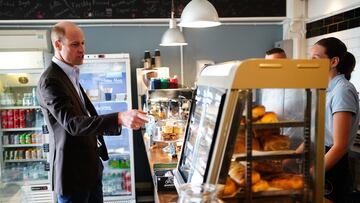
[307,26,360,92]
[306,7,360,38]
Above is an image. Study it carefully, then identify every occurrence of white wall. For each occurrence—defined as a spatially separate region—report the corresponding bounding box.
[308,0,360,20]
[307,27,360,92]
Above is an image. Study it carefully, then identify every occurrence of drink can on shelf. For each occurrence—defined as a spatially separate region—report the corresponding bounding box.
[1,110,8,128]
[19,109,25,128]
[7,110,13,128]
[13,109,19,128]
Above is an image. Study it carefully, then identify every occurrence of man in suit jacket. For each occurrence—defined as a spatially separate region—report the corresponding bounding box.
[37,21,148,203]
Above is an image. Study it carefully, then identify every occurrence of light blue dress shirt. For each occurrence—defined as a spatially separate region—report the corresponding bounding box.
[325,74,359,147]
[52,57,85,105]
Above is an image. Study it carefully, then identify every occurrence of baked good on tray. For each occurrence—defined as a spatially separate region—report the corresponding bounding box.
[260,135,290,151]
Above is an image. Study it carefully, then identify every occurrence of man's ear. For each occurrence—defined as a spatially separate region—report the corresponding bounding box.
[330,56,339,70]
[54,40,62,51]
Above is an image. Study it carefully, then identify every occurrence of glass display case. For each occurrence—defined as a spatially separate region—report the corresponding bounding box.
[174,59,329,203]
[144,89,194,157]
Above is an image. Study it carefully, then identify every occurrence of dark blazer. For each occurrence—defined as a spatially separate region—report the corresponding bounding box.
[37,62,120,195]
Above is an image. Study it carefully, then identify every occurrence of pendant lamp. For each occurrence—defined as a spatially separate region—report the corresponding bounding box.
[178,0,221,28]
[160,0,187,46]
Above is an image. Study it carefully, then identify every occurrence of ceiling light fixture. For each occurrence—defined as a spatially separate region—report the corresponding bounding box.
[160,0,187,46]
[178,0,221,28]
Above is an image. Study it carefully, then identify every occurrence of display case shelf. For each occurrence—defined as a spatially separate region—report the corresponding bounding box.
[239,121,305,129]
[1,127,42,132]
[232,150,303,161]
[2,144,43,148]
[231,189,304,200]
[4,159,47,163]
[0,106,41,110]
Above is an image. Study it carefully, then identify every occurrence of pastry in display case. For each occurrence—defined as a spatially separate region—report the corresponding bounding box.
[144,89,194,157]
[174,59,329,203]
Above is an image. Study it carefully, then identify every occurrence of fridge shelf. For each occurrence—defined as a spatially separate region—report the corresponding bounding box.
[2,179,49,185]
[1,127,42,132]
[4,159,47,163]
[91,100,128,104]
[239,121,305,129]
[0,106,41,110]
[2,144,43,148]
[232,150,303,161]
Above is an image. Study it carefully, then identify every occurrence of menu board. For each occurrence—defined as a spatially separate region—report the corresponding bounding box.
[178,86,226,184]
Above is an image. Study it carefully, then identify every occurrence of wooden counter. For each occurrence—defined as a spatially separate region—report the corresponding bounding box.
[142,134,179,203]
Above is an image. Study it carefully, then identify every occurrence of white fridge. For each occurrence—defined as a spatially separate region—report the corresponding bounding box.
[79,53,136,203]
[0,51,54,203]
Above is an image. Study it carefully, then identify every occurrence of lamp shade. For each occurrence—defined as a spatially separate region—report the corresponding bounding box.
[179,0,221,28]
[160,19,188,46]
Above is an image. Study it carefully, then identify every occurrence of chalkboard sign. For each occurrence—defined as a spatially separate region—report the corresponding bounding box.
[0,0,285,20]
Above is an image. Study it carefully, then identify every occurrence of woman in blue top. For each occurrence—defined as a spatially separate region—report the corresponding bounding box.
[309,37,359,202]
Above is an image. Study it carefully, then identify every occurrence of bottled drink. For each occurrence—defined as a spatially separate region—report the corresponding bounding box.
[143,51,151,69]
[155,49,161,67]
[32,88,38,106]
[16,93,22,106]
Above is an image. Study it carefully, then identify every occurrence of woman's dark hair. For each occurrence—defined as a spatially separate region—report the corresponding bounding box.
[315,37,355,80]
[342,51,356,80]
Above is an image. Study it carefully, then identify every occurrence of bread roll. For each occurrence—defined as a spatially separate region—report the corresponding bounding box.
[233,135,260,154]
[253,160,283,173]
[269,174,304,190]
[252,105,265,120]
[261,135,290,151]
[228,163,261,186]
[253,128,280,139]
[162,125,173,133]
[252,179,269,192]
[258,112,278,123]
[223,176,237,196]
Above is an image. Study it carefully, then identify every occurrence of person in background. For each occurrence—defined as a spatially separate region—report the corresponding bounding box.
[265,47,287,59]
[37,21,148,203]
[297,37,359,203]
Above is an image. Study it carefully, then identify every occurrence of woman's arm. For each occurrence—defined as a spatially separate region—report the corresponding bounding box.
[325,111,352,171]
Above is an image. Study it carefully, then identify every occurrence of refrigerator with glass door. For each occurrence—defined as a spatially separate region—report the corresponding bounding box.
[79,53,136,203]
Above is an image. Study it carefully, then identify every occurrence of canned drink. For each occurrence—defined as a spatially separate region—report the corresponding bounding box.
[1,110,8,128]
[7,110,13,128]
[19,109,25,128]
[13,109,19,128]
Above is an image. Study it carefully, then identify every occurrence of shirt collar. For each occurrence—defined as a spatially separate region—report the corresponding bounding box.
[52,56,79,80]
[328,74,345,92]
